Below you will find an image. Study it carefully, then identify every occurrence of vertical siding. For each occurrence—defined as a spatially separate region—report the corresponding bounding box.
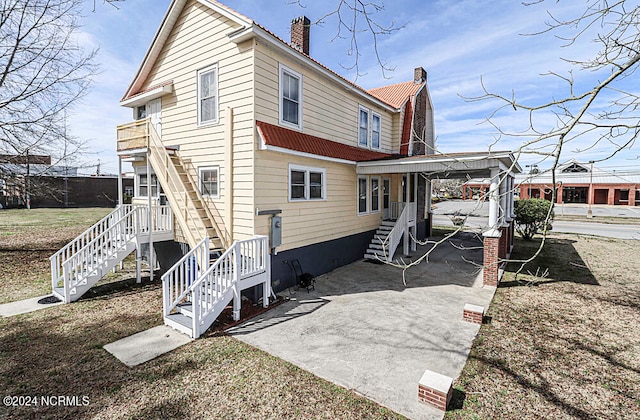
[138,0,255,241]
[254,41,397,153]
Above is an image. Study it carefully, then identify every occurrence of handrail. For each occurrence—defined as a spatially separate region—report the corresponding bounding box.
[161,237,210,320]
[180,158,232,248]
[162,236,269,338]
[383,202,416,262]
[50,205,132,292]
[61,210,138,299]
[146,122,228,249]
[191,236,268,337]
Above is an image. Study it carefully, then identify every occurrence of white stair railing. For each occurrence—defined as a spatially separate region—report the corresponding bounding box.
[50,205,133,294]
[162,237,210,320]
[51,204,174,302]
[383,202,416,262]
[58,209,138,302]
[163,236,270,338]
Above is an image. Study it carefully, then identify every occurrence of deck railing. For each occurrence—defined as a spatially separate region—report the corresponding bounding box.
[384,202,416,262]
[162,236,270,338]
[117,119,149,152]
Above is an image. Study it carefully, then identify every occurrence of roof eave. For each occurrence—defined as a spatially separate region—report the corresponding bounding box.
[229,25,400,113]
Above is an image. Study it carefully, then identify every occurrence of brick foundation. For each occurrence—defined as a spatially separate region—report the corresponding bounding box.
[463,303,485,324]
[483,233,501,286]
[418,369,453,411]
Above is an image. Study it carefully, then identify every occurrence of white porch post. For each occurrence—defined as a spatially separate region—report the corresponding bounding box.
[487,169,500,234]
[117,157,123,207]
[509,176,516,219]
[403,172,410,256]
[147,152,154,282]
[411,173,418,252]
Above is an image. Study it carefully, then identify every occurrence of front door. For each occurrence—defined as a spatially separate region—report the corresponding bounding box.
[383,178,391,219]
[146,98,162,137]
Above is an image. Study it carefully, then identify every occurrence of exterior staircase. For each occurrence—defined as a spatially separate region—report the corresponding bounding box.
[162,236,271,338]
[363,202,416,263]
[364,221,395,261]
[145,121,230,254]
[50,205,173,303]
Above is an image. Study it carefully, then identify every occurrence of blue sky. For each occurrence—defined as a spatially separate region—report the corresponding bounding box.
[72,0,639,175]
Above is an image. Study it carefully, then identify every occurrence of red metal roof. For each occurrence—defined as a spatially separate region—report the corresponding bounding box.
[368,81,423,109]
[257,121,393,162]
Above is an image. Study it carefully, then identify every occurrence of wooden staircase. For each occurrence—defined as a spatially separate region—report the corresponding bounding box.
[50,205,173,303]
[145,121,230,255]
[364,221,395,261]
[163,236,271,338]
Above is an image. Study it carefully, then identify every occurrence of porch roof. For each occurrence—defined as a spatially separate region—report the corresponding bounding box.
[356,151,522,178]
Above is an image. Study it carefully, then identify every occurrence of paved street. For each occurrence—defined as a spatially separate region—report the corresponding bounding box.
[432,200,640,240]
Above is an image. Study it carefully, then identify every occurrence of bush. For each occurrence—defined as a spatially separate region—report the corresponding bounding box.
[514,198,554,240]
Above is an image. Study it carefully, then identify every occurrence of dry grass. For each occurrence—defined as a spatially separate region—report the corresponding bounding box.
[0,208,111,303]
[446,233,640,419]
[0,208,404,419]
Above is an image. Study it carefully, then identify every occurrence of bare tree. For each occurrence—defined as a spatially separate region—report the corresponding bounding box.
[460,0,639,277]
[288,0,404,79]
[0,0,97,172]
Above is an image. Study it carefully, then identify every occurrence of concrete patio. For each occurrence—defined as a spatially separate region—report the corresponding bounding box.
[229,231,496,420]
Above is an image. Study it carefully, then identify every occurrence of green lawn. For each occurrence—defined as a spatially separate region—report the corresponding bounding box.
[0,208,404,419]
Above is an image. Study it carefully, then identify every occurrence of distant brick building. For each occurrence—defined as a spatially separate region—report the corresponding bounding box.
[463,160,639,206]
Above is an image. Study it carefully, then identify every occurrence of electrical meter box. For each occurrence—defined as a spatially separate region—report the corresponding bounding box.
[270,216,282,248]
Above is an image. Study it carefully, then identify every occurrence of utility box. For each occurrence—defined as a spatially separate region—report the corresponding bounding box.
[270,216,282,249]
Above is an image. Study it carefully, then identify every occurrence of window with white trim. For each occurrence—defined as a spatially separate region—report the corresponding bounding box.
[197,64,218,125]
[199,166,219,198]
[371,177,380,212]
[137,172,159,198]
[358,107,369,147]
[279,64,302,129]
[289,164,325,201]
[371,113,381,149]
[358,176,368,214]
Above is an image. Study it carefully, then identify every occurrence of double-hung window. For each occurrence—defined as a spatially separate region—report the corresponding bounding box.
[358,177,368,214]
[289,164,325,201]
[371,113,381,149]
[358,107,369,147]
[197,64,218,125]
[358,106,382,149]
[199,166,219,198]
[279,64,302,129]
[370,177,380,212]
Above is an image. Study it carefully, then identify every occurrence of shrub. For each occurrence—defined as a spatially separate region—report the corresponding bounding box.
[514,198,554,240]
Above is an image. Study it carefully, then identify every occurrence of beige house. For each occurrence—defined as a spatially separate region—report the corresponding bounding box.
[50,0,520,338]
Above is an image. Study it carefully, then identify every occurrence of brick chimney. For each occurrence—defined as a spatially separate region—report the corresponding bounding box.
[291,16,311,55]
[414,67,427,84]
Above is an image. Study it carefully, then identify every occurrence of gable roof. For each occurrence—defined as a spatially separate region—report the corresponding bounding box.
[256,121,393,163]
[367,81,424,109]
[121,0,415,112]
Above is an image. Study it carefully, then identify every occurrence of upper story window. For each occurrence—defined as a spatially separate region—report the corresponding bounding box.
[279,64,302,129]
[371,113,381,149]
[136,106,146,120]
[197,64,218,125]
[358,107,369,147]
[199,166,219,198]
[289,164,325,201]
[358,106,382,149]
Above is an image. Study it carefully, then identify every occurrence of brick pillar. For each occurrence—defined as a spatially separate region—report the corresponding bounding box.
[427,212,433,237]
[483,232,501,286]
[510,221,515,248]
[498,226,507,259]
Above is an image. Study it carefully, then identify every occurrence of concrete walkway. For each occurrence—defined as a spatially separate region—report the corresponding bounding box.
[0,294,62,317]
[104,325,192,367]
[229,232,496,420]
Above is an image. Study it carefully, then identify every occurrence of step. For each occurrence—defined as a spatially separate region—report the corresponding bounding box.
[378,225,393,231]
[364,253,387,261]
[165,313,193,337]
[380,221,396,227]
[368,243,387,250]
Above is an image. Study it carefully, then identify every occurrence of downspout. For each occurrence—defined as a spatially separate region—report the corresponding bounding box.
[225,107,234,243]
